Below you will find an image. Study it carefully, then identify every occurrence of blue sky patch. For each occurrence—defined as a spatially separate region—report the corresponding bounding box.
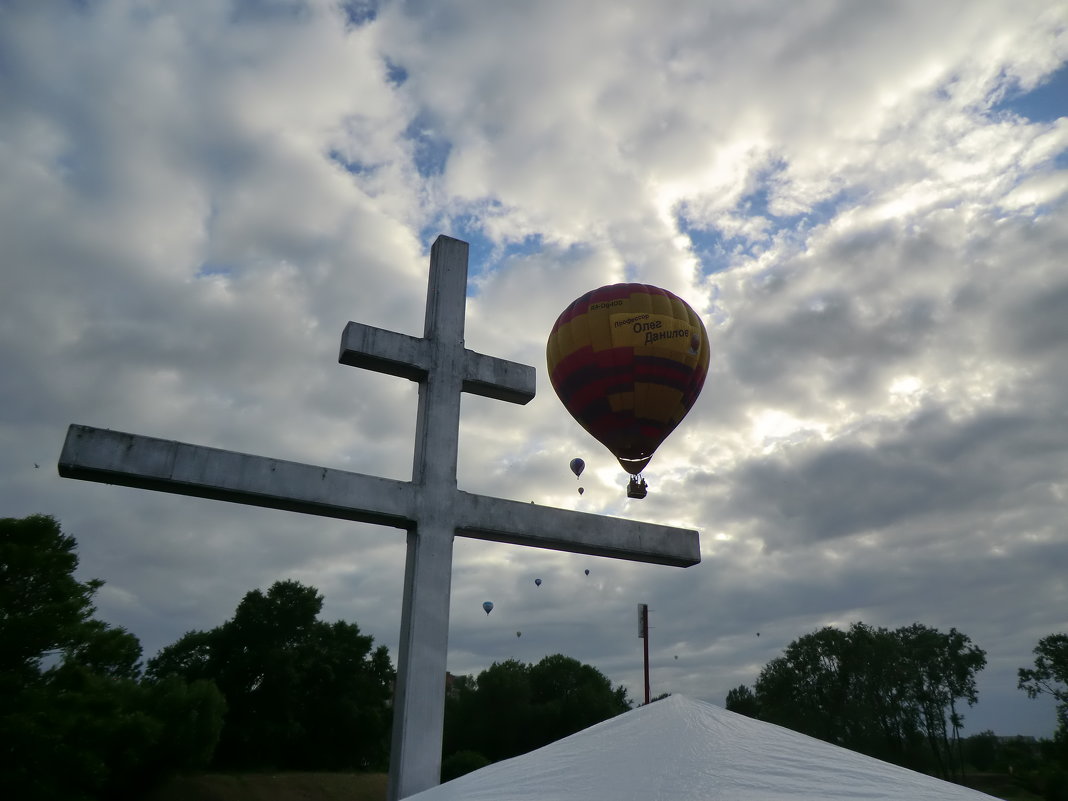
[339,0,378,28]
[420,214,546,296]
[682,182,846,277]
[994,62,1068,123]
[680,218,762,276]
[229,0,310,24]
[404,112,451,178]
[327,148,378,178]
[196,262,235,279]
[385,59,408,86]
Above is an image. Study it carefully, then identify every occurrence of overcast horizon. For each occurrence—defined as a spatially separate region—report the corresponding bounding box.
[2,0,1066,738]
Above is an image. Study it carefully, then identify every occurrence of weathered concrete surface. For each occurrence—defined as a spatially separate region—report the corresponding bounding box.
[59,425,416,529]
[339,324,430,381]
[455,491,700,566]
[339,323,535,405]
[58,424,701,568]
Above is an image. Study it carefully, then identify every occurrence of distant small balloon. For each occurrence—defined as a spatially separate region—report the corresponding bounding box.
[483,601,494,615]
[534,578,542,587]
[578,486,584,495]
[756,632,760,637]
[584,569,590,576]
[570,457,585,478]
[674,655,678,660]
[516,631,522,638]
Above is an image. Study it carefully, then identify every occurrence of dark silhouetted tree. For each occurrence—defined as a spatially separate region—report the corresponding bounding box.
[147,579,394,771]
[0,514,224,801]
[752,621,985,778]
[1019,633,1068,747]
[725,684,759,718]
[962,730,998,772]
[754,626,854,746]
[0,513,102,680]
[529,654,627,745]
[440,750,491,782]
[443,653,629,766]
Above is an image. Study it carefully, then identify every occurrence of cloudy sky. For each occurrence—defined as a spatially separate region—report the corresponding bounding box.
[3,0,1067,738]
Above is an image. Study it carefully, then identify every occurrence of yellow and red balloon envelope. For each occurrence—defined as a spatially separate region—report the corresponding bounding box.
[546,284,709,475]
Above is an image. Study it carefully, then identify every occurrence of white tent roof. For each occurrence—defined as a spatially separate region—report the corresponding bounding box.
[409,694,997,801]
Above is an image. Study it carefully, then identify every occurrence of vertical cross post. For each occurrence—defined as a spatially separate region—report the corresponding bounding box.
[390,237,468,799]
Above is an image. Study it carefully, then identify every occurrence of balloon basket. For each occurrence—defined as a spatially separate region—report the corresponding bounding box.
[626,476,648,499]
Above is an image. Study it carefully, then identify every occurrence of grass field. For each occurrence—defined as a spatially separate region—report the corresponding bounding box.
[143,769,1045,801]
[144,772,389,801]
[963,773,1045,801]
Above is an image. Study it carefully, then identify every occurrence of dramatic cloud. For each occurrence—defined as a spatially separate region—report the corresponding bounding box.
[2,0,1065,738]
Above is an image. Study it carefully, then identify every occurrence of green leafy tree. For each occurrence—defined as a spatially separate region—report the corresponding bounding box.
[529,654,627,745]
[0,514,102,680]
[0,514,224,801]
[465,658,533,760]
[894,623,985,778]
[442,672,484,762]
[440,750,491,782]
[147,579,394,771]
[443,654,629,766]
[962,730,999,772]
[1019,634,1068,746]
[752,621,985,778]
[754,626,854,745]
[26,654,222,799]
[725,684,759,718]
[64,619,145,680]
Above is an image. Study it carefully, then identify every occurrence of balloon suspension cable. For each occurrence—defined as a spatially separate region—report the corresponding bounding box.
[626,473,648,500]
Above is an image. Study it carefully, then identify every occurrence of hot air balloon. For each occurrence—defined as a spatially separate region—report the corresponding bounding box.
[584,569,590,576]
[578,487,584,495]
[482,601,494,615]
[569,457,585,478]
[516,631,522,638]
[534,578,542,587]
[546,283,709,498]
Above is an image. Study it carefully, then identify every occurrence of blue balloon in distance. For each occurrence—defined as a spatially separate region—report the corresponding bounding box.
[483,601,494,615]
[534,578,542,587]
[570,458,585,478]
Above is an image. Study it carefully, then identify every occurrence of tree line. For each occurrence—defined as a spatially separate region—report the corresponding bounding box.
[2,515,397,798]
[7,513,1066,798]
[146,578,395,771]
[2,514,225,799]
[725,621,1068,797]
[441,654,630,780]
[1,514,630,798]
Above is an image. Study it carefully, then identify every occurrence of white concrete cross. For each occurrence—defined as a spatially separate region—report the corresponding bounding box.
[59,235,700,800]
